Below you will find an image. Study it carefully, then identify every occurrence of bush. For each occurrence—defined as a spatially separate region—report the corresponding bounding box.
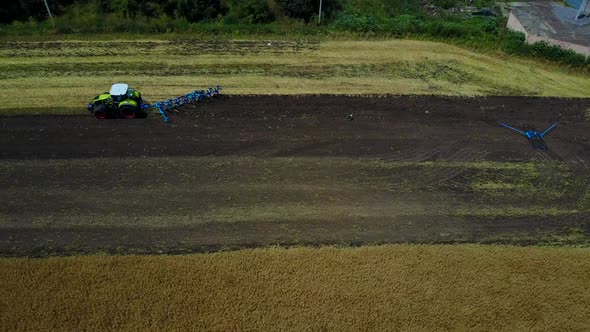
[280,0,341,22]
[483,19,498,34]
[423,20,483,39]
[500,31,590,68]
[530,41,590,67]
[224,0,274,24]
[280,0,315,20]
[340,0,422,20]
[177,0,226,22]
[385,14,422,36]
[432,0,459,10]
[149,13,174,33]
[502,30,527,54]
[330,13,379,32]
[111,0,141,18]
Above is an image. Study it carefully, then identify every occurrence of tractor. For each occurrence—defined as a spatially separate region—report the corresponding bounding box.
[87,83,147,119]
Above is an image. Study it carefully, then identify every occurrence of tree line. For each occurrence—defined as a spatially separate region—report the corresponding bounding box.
[0,0,342,24]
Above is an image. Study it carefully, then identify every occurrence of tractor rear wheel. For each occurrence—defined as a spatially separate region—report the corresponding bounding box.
[120,105,137,119]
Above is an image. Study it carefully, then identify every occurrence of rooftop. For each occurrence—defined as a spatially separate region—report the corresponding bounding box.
[510,1,590,47]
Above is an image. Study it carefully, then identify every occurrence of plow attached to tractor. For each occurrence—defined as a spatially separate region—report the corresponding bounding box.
[87,83,222,122]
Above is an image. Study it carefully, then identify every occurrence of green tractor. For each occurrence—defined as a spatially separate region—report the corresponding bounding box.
[87,83,147,119]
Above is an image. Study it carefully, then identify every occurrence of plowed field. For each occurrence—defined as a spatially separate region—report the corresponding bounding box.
[1,95,589,256]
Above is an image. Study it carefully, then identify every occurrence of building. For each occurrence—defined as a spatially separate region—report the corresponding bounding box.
[507,1,590,56]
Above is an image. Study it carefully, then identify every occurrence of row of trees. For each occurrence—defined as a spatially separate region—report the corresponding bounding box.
[0,0,342,24]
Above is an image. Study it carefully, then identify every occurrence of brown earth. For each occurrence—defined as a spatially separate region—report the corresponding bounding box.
[1,95,590,256]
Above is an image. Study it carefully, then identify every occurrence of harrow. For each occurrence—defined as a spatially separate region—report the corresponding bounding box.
[142,86,222,122]
[498,121,558,150]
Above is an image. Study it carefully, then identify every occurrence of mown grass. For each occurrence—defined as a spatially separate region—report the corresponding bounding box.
[0,245,589,330]
[1,39,590,115]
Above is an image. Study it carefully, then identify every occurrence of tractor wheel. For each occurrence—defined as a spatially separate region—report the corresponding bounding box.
[94,104,108,120]
[120,105,137,119]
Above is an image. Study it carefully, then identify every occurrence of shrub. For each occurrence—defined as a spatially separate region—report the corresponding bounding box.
[177,0,226,22]
[224,0,274,24]
[280,0,341,22]
[330,13,379,32]
[502,30,526,54]
[530,41,590,67]
[383,15,421,36]
[423,20,483,39]
[151,13,175,33]
[280,0,315,20]
[432,0,459,10]
[483,19,498,34]
[110,0,140,18]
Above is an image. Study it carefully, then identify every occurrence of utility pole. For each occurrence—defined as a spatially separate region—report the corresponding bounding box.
[42,0,55,27]
[318,0,322,24]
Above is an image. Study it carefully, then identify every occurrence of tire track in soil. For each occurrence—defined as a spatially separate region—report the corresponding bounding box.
[373,142,441,162]
[551,142,589,166]
[533,150,555,162]
[428,145,485,186]
[378,142,487,186]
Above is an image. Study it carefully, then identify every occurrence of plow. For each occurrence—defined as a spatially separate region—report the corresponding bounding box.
[498,121,559,150]
[87,83,222,122]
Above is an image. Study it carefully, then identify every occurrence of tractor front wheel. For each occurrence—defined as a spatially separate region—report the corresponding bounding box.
[94,104,108,119]
[120,105,137,119]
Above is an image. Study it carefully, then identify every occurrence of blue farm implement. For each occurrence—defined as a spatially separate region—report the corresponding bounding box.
[143,86,222,123]
[87,84,222,122]
[498,121,558,150]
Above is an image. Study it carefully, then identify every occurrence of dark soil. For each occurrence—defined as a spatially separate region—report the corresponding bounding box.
[1,95,590,257]
[2,95,590,162]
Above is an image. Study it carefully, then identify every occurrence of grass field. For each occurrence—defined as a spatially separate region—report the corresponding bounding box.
[1,39,590,114]
[1,245,589,330]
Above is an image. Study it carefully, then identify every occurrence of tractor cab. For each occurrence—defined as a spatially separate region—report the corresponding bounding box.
[109,83,142,104]
[109,83,129,103]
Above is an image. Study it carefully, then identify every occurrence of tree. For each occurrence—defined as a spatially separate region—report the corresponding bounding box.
[0,0,75,23]
[176,0,225,21]
[280,0,340,22]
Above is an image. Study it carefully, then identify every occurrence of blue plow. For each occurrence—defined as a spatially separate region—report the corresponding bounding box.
[141,86,222,122]
[498,121,558,150]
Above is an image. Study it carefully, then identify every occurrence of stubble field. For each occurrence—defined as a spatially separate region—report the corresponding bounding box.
[2,245,589,331]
